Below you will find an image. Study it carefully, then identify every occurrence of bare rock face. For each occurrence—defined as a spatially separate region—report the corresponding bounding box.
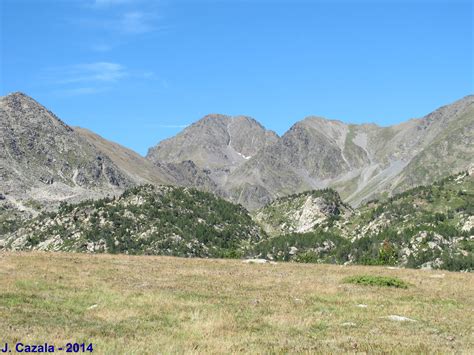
[0,93,179,219]
[468,164,474,177]
[391,96,474,193]
[155,160,225,197]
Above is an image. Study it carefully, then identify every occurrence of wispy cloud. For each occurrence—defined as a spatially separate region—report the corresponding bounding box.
[144,123,189,129]
[75,11,159,35]
[52,86,110,97]
[120,11,156,34]
[91,43,115,52]
[42,61,155,96]
[92,0,138,8]
[76,0,162,55]
[54,62,128,84]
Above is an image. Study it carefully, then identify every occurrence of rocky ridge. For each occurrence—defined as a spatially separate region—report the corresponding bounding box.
[146,114,279,196]
[0,93,213,224]
[145,96,473,209]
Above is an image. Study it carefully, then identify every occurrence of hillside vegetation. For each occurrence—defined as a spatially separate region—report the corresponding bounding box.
[253,188,353,235]
[3,185,264,258]
[251,171,473,271]
[2,172,472,271]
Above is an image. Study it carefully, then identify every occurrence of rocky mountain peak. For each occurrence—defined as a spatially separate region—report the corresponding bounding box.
[0,92,133,210]
[146,113,279,177]
[1,92,72,131]
[2,91,32,105]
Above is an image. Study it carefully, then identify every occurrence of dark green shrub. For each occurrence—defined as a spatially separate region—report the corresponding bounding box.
[343,275,408,288]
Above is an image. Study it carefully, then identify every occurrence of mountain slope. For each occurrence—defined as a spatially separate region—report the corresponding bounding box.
[147,114,279,169]
[227,96,474,208]
[3,170,472,271]
[391,97,474,193]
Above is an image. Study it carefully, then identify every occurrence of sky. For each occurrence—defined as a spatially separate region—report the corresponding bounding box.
[1,0,473,155]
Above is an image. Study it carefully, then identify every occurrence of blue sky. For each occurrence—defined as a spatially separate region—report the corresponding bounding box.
[1,0,472,155]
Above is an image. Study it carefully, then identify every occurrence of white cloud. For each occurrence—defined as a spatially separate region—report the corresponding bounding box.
[158,124,189,128]
[144,123,189,129]
[92,0,136,7]
[55,62,127,84]
[91,43,115,52]
[52,86,110,97]
[76,11,158,35]
[120,11,155,34]
[43,62,156,96]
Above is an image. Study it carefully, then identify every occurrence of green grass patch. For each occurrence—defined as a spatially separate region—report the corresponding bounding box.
[343,275,408,288]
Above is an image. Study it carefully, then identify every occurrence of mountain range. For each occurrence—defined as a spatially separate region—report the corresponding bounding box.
[0,92,472,214]
[147,95,473,209]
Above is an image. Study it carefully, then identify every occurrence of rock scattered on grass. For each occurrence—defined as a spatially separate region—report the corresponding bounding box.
[382,315,416,322]
[242,259,269,264]
[242,259,277,264]
[429,274,445,278]
[341,322,357,327]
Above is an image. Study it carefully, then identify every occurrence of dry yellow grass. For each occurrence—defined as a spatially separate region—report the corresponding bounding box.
[0,251,473,354]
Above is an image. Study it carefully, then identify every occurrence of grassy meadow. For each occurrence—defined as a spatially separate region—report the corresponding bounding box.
[0,251,473,353]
